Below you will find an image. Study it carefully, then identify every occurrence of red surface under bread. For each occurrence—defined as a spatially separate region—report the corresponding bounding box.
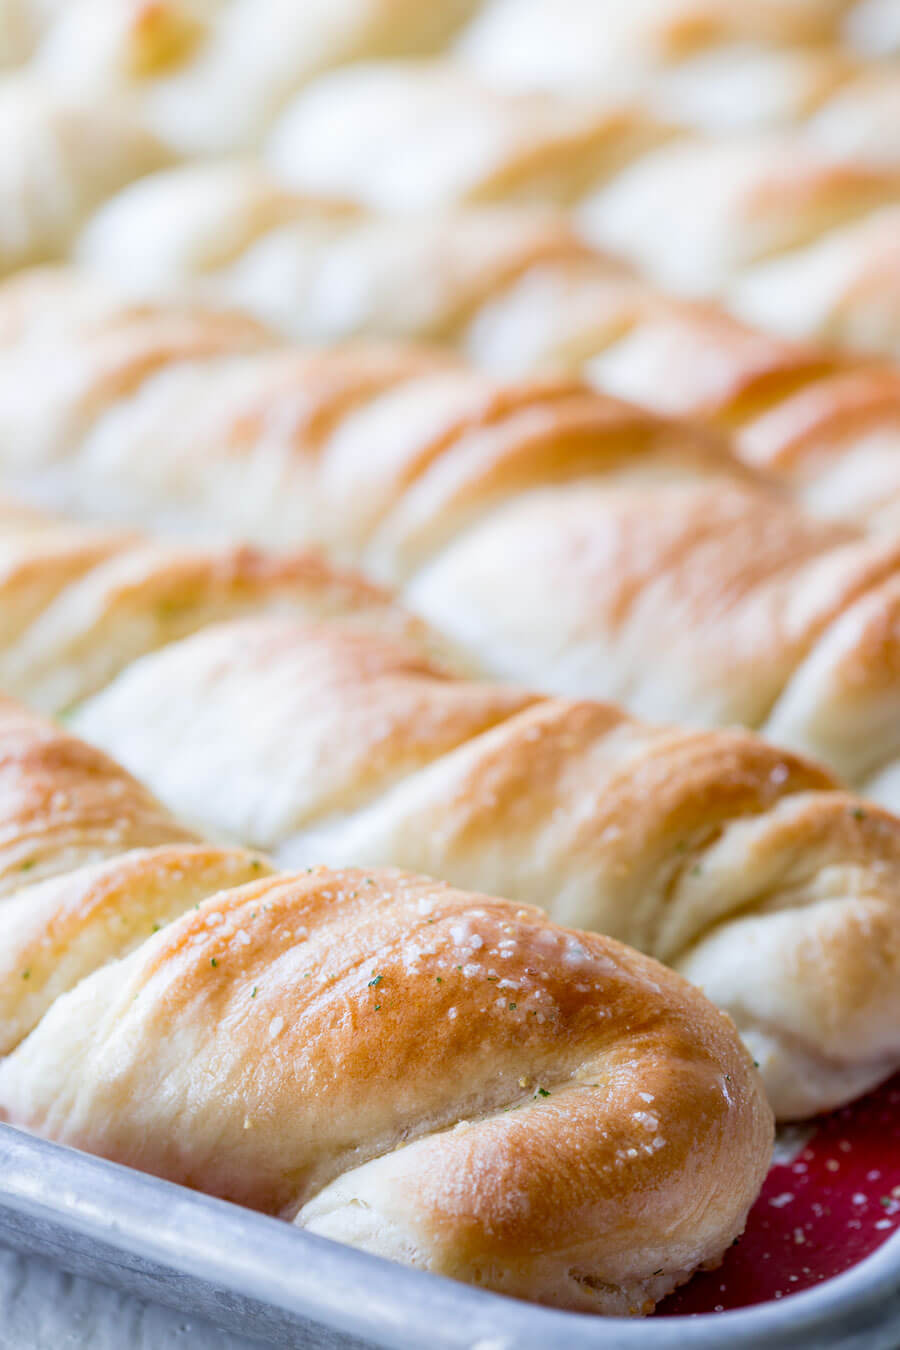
[658,1073,900,1316]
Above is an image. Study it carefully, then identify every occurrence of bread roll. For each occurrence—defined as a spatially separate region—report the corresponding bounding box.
[457,0,860,128]
[70,615,900,1120]
[0,283,898,803]
[0,864,771,1312]
[264,60,900,359]
[0,695,773,1314]
[28,0,481,154]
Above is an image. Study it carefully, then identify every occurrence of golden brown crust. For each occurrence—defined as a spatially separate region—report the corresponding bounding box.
[0,494,437,710]
[0,865,772,1311]
[0,696,195,893]
[70,614,900,1118]
[0,843,273,1053]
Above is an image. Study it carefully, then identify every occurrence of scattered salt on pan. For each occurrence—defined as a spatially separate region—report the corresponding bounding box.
[633,1111,659,1130]
[626,1147,638,1158]
[868,1169,882,1181]
[449,924,467,945]
[769,1193,794,1208]
[268,1016,284,1038]
[638,1092,655,1104]
[825,1159,840,1172]
[447,1007,458,1020]
[469,934,484,950]
[876,1219,893,1230]
[852,1193,868,1205]
[462,963,481,977]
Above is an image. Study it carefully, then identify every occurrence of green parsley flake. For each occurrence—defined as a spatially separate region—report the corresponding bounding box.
[210,957,218,968]
[535,1087,550,1098]
[368,974,383,988]
[251,987,257,998]
[21,970,30,980]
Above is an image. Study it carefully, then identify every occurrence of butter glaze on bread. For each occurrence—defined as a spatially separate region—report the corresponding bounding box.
[71,175,900,523]
[0,494,888,1119]
[0,282,895,788]
[0,863,773,1313]
[71,616,900,1120]
[1,284,898,802]
[0,694,773,1314]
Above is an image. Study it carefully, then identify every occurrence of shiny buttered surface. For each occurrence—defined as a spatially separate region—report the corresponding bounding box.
[70,615,900,1122]
[0,275,897,809]
[0,696,773,1315]
[0,493,893,1120]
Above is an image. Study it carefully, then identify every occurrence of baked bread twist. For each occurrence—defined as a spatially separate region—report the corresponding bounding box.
[0,490,889,1119]
[0,484,434,713]
[6,0,895,134]
[1,274,899,802]
[0,695,773,1315]
[457,0,900,127]
[72,164,900,527]
[8,0,482,154]
[66,613,900,1121]
[263,60,900,359]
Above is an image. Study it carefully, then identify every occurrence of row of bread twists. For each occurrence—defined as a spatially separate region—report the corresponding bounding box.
[260,59,900,361]
[0,486,893,1118]
[0,1,896,280]
[0,0,483,153]
[58,608,900,1121]
[0,693,773,1314]
[70,162,900,531]
[0,274,898,804]
[3,1,897,142]
[456,0,900,132]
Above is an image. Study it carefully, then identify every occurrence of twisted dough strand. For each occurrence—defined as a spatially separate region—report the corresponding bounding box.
[0,275,898,804]
[73,165,900,532]
[66,613,900,1120]
[263,59,900,358]
[0,489,890,1118]
[0,695,772,1315]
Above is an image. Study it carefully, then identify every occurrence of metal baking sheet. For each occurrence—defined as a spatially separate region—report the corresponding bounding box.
[1,1102,900,1350]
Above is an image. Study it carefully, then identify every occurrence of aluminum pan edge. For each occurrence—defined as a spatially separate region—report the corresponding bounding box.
[0,1122,898,1350]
